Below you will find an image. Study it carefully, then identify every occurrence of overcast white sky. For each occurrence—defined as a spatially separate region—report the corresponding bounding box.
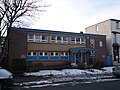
[30,0,120,33]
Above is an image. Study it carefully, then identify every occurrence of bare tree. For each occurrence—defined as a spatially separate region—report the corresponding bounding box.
[0,0,49,63]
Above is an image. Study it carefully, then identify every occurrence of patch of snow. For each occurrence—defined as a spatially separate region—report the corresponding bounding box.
[24,66,115,77]
[102,66,115,73]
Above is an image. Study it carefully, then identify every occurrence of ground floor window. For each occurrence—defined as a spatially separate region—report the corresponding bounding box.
[26,51,69,61]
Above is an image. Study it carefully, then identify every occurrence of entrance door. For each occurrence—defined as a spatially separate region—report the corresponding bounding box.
[72,52,81,65]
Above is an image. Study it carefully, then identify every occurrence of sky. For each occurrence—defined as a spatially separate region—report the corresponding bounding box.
[30,0,120,33]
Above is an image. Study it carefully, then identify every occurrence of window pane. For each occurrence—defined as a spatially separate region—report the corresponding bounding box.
[51,52,54,56]
[65,52,68,56]
[33,52,36,56]
[35,34,40,42]
[28,52,31,56]
[40,52,43,56]
[80,37,86,44]
[61,52,64,56]
[57,36,61,40]
[71,37,75,44]
[63,37,67,41]
[71,37,75,41]
[41,35,48,42]
[55,52,59,56]
[29,34,34,39]
[45,52,48,56]
[99,41,103,47]
[51,36,56,40]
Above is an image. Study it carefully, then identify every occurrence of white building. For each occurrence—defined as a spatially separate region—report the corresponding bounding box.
[85,19,120,65]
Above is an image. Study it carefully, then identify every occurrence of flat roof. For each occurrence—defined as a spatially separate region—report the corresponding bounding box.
[11,27,106,37]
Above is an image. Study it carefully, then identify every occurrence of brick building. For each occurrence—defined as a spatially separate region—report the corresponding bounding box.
[85,19,120,65]
[8,27,107,70]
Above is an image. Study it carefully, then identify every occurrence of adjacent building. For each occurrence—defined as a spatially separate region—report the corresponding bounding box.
[8,27,107,70]
[85,19,120,65]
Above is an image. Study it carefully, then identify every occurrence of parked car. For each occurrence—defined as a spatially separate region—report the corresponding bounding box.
[112,66,120,77]
[0,67,14,90]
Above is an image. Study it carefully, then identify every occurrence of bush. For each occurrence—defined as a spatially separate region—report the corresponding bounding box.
[92,60,106,69]
[11,58,27,75]
[77,61,85,69]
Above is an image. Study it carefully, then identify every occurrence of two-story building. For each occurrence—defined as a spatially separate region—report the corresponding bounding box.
[8,27,107,70]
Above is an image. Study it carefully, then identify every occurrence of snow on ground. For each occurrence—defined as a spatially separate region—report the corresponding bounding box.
[24,66,115,77]
[20,66,118,88]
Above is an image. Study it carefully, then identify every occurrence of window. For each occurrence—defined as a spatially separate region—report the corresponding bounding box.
[35,34,40,42]
[90,51,95,56]
[61,52,69,56]
[80,37,86,44]
[96,25,99,32]
[51,36,57,43]
[40,52,48,56]
[116,21,119,29]
[57,36,62,43]
[76,37,80,44]
[51,52,59,56]
[62,36,68,43]
[27,51,36,56]
[71,37,76,44]
[41,35,48,43]
[99,41,103,47]
[90,39,95,47]
[28,34,34,42]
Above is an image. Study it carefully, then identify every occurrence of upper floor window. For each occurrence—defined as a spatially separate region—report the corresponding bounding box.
[96,25,99,32]
[90,39,95,47]
[51,36,68,44]
[76,37,80,44]
[57,36,62,43]
[71,37,76,44]
[62,36,68,43]
[41,35,48,43]
[99,41,103,47]
[80,37,86,44]
[28,34,34,42]
[27,34,48,43]
[116,21,119,29]
[71,37,86,44]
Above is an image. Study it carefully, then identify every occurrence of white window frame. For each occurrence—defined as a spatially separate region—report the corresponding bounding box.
[57,36,62,43]
[51,36,57,43]
[62,36,68,44]
[40,52,48,56]
[76,37,80,44]
[27,51,36,56]
[61,52,69,56]
[71,37,76,44]
[41,35,48,43]
[35,34,40,42]
[28,34,35,42]
[80,37,86,44]
[51,52,59,56]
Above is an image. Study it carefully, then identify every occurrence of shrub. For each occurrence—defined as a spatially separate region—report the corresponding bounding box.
[92,60,106,69]
[77,61,85,69]
[11,58,27,75]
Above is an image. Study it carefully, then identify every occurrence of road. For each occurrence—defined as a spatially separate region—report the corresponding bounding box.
[13,79,120,90]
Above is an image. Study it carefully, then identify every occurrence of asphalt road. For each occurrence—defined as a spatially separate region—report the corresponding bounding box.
[13,80,120,90]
